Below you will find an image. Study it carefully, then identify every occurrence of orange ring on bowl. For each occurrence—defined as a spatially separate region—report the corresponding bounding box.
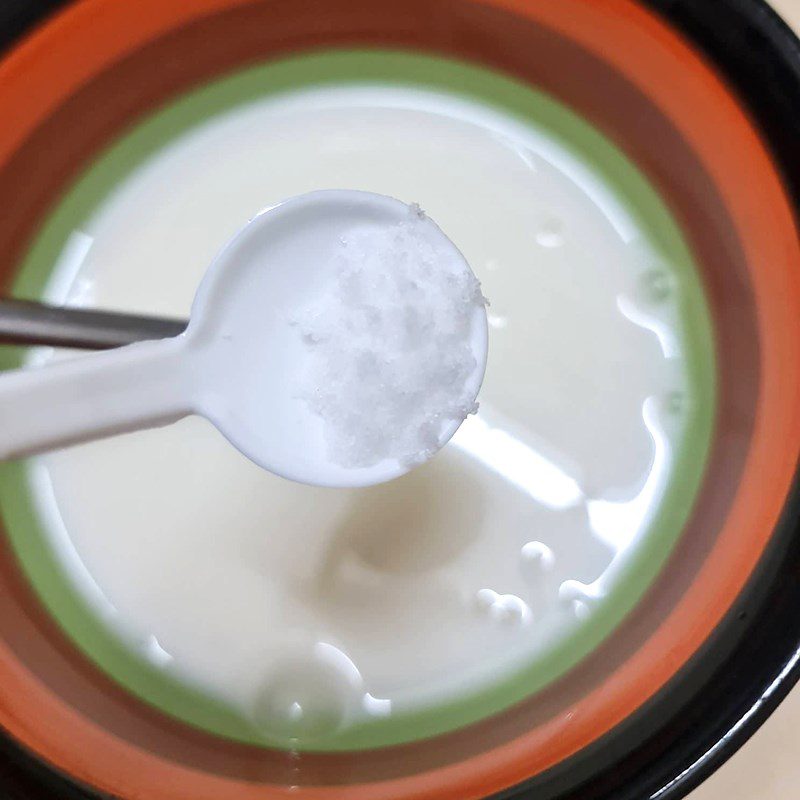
[0,0,798,798]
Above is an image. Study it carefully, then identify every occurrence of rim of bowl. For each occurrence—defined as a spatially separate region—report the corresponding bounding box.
[0,0,798,799]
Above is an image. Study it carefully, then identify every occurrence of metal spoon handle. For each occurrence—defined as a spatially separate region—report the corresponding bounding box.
[0,298,187,350]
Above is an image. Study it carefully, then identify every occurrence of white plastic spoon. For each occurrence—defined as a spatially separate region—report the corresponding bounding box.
[0,190,488,488]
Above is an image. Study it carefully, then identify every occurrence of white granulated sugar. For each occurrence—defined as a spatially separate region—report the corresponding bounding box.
[297,204,486,468]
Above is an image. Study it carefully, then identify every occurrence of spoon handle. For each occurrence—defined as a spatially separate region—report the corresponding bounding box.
[0,338,192,461]
[0,298,187,350]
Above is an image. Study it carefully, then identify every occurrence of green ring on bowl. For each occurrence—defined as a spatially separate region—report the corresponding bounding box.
[0,49,715,751]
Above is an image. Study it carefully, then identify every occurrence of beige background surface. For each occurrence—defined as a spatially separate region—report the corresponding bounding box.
[775,0,800,28]
[687,0,799,798]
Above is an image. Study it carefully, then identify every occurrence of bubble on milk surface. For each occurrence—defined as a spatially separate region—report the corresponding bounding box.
[475,588,532,626]
[252,643,363,742]
[296,203,486,469]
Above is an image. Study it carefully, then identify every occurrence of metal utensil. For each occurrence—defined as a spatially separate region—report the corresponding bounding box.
[0,297,186,350]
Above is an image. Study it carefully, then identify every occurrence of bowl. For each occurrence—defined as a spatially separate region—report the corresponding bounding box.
[0,0,798,798]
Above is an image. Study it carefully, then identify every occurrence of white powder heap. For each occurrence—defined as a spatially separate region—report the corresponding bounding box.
[297,204,486,469]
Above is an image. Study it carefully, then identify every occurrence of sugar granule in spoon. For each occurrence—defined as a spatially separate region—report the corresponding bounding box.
[296,203,486,469]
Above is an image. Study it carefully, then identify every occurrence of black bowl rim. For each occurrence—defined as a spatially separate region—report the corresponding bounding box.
[0,1,799,799]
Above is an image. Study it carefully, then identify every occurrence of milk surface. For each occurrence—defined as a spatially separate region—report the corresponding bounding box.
[25,84,707,748]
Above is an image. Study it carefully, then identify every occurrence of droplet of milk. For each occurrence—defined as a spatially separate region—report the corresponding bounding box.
[535,217,564,248]
[558,579,599,621]
[520,541,555,577]
[363,693,392,718]
[475,588,532,625]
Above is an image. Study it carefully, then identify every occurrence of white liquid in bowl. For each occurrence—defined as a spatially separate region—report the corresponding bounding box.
[22,83,709,747]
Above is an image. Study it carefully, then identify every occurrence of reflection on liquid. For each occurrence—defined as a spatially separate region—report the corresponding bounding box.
[143,634,173,666]
[586,396,669,552]
[315,391,673,639]
[456,393,673,607]
[451,413,583,510]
